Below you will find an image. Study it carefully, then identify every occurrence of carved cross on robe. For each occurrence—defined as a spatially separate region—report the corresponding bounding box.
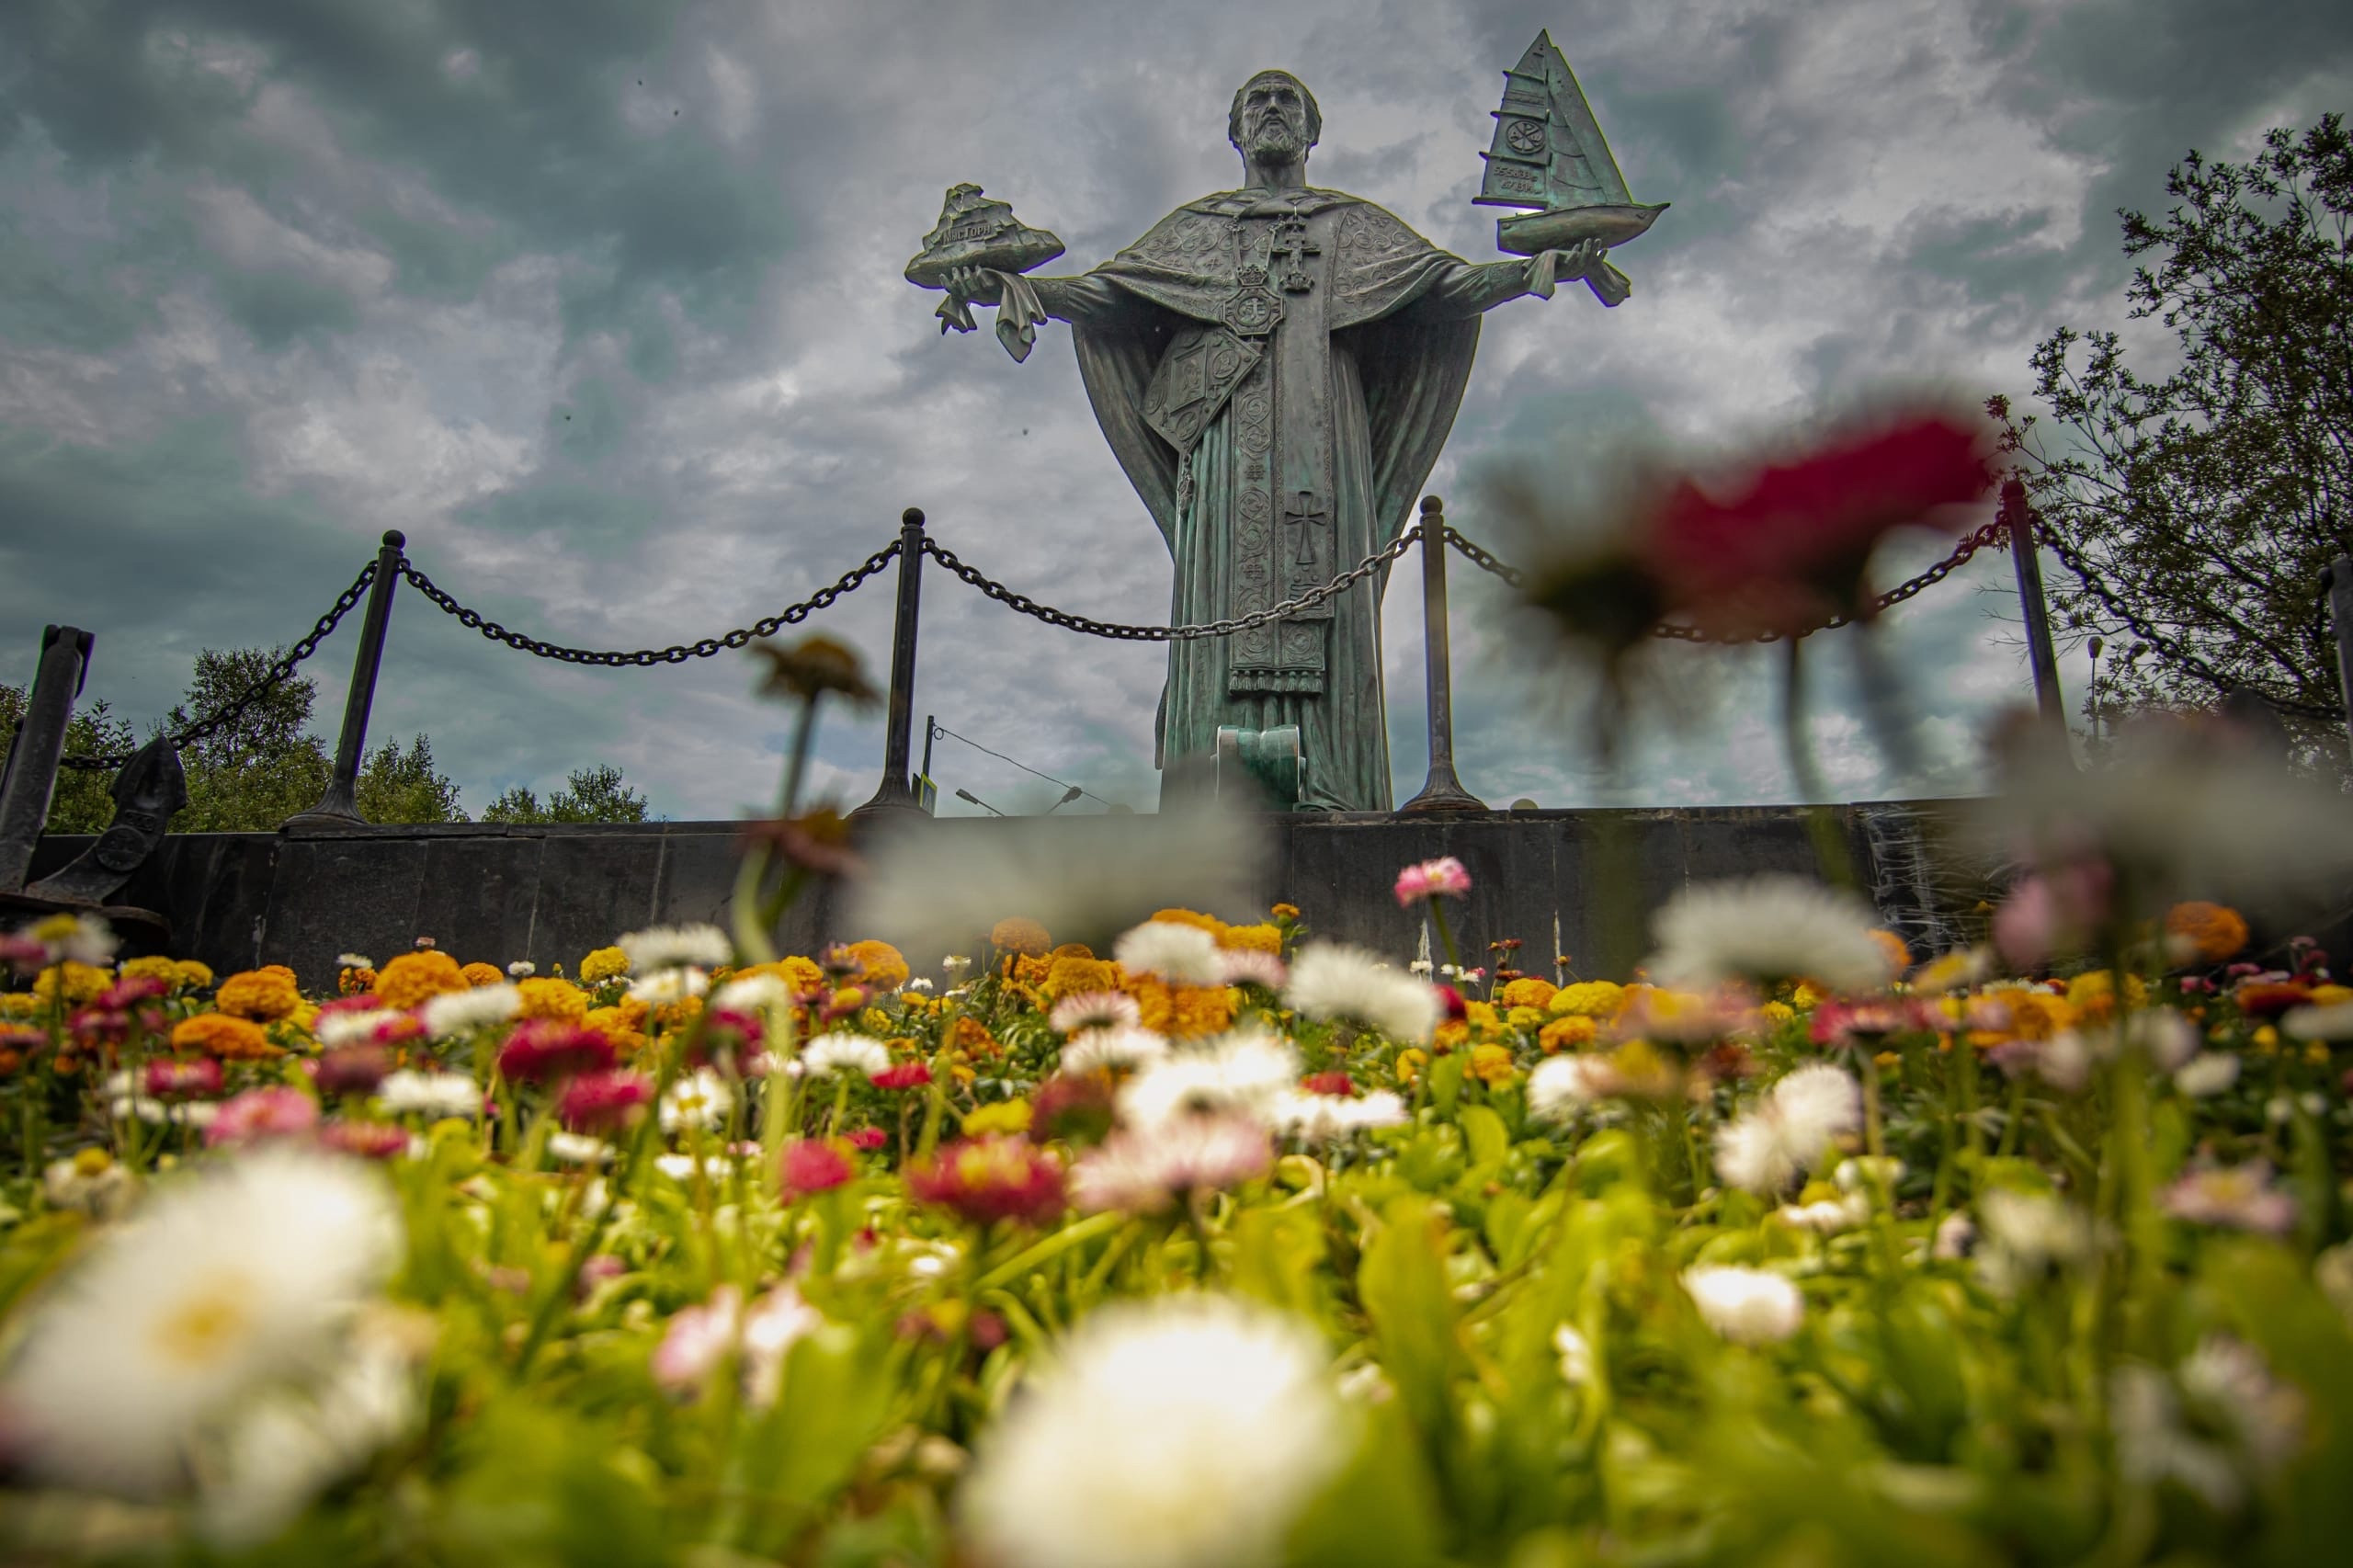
[1270,219,1320,293]
[1283,488,1331,600]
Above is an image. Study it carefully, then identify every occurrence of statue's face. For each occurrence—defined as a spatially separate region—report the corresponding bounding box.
[1237,75,1312,164]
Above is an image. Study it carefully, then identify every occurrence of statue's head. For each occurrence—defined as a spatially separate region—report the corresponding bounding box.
[1228,70,1321,166]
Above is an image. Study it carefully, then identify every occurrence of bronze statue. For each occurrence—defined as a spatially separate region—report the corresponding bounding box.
[921,65,1628,811]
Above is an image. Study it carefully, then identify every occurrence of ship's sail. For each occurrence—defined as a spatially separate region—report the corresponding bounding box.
[1474,30,1634,213]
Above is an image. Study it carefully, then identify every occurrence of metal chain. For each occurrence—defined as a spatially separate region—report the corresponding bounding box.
[58,561,381,771]
[1443,520,2009,644]
[922,530,1419,642]
[2032,517,2342,721]
[396,544,901,667]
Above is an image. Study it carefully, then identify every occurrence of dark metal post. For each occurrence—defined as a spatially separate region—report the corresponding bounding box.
[1397,495,1486,814]
[284,531,405,830]
[2325,553,2353,752]
[0,626,94,891]
[2001,480,2067,738]
[853,509,929,820]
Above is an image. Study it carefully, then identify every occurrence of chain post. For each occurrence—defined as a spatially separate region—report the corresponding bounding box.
[1398,496,1487,815]
[0,626,94,892]
[2001,481,2068,741]
[284,530,406,831]
[852,508,931,822]
[2325,553,2353,753]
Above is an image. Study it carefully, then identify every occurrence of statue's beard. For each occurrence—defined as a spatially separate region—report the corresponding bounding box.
[1245,115,1305,164]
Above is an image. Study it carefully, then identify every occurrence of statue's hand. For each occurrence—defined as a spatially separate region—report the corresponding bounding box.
[944,265,1004,308]
[1528,239,1606,301]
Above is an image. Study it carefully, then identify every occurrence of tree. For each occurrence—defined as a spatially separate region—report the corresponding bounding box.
[166,649,334,831]
[1992,114,2351,762]
[481,764,653,824]
[355,734,467,825]
[0,685,139,834]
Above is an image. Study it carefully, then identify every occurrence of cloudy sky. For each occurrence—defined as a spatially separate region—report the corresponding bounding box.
[4,0,2348,822]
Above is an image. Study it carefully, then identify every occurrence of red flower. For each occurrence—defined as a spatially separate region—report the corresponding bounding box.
[870,1061,933,1091]
[314,1043,392,1096]
[498,1019,616,1084]
[144,1057,223,1098]
[1435,984,1469,1022]
[906,1136,1067,1227]
[1031,1071,1118,1146]
[1641,413,1991,639]
[1301,1070,1357,1097]
[317,1119,411,1159]
[96,974,170,1010]
[2234,982,2312,1020]
[780,1137,855,1195]
[204,1086,320,1148]
[557,1069,653,1132]
[846,1126,888,1153]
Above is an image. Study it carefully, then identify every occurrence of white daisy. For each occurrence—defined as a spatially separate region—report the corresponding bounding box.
[0,1147,402,1495]
[1050,990,1143,1036]
[1525,1054,1618,1122]
[198,1331,417,1546]
[374,1070,483,1119]
[1711,1064,1860,1194]
[1118,1028,1300,1131]
[1283,942,1440,1045]
[1269,1088,1409,1142]
[1069,1113,1274,1214]
[316,1007,403,1049]
[617,924,732,975]
[711,971,791,1015]
[1647,875,1894,994]
[546,1131,613,1165]
[506,960,535,978]
[1060,1024,1169,1076]
[419,982,521,1039]
[627,966,710,1006]
[1112,920,1226,985]
[2174,1053,2241,1097]
[958,1295,1347,1568]
[1219,948,1288,989]
[335,953,374,971]
[2283,999,2353,1041]
[660,1068,733,1133]
[801,1033,891,1079]
[1681,1265,1804,1345]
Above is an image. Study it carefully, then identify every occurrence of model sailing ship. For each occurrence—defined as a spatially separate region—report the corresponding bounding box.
[1473,30,1668,307]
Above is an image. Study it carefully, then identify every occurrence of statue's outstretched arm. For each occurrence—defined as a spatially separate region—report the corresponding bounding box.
[943,267,1128,361]
[1412,239,1623,318]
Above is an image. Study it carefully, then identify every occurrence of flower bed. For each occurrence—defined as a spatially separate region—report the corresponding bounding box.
[2,877,2351,1565]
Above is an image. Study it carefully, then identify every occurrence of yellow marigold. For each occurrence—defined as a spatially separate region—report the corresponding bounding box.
[1869,929,1913,973]
[990,917,1051,957]
[1,993,39,1018]
[460,961,504,988]
[213,968,303,1023]
[653,995,704,1031]
[1150,908,1227,938]
[1218,922,1282,955]
[34,962,112,1007]
[2164,902,2249,964]
[859,1006,892,1033]
[172,1012,279,1061]
[963,1099,1033,1138]
[1986,987,2075,1041]
[1270,903,1301,922]
[1434,1019,1470,1052]
[828,987,866,1017]
[1465,1000,1502,1034]
[120,955,185,990]
[845,939,910,992]
[516,977,589,1021]
[2311,983,2353,1006]
[1506,1005,1547,1032]
[579,946,631,984]
[1051,943,1097,960]
[377,950,469,1012]
[1790,983,1823,1011]
[1042,953,1120,1002]
[338,966,377,997]
[1468,1043,1518,1087]
[1539,1015,1597,1053]
[1763,1000,1796,1024]
[583,1005,648,1054]
[1499,976,1558,1010]
[1395,1048,1428,1085]
[779,956,826,994]
[1549,981,1625,1018]
[175,960,214,991]
[2064,970,2146,1017]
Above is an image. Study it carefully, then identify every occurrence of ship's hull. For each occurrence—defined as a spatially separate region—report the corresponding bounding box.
[1495,202,1668,256]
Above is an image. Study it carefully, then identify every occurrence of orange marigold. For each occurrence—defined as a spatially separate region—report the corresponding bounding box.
[377,950,469,1011]
[990,917,1051,957]
[338,965,377,997]
[1217,922,1282,955]
[1050,942,1097,960]
[460,962,504,988]
[584,1005,649,1055]
[213,968,304,1023]
[1010,953,1052,988]
[1539,1015,1597,1053]
[951,1015,1002,1058]
[2164,902,2249,964]
[1869,929,1913,973]
[845,939,911,992]
[517,977,590,1021]
[1150,908,1228,938]
[172,1012,279,1061]
[1129,979,1233,1040]
[1498,976,1558,1010]
[1270,903,1301,922]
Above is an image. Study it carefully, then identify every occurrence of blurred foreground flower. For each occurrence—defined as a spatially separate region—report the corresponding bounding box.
[958,1294,1347,1568]
[1,1147,402,1495]
[1648,875,1895,994]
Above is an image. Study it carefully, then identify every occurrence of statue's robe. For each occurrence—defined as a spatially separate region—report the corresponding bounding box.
[1027,187,1532,811]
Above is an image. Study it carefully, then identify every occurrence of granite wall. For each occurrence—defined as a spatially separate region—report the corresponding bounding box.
[26,802,1982,989]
